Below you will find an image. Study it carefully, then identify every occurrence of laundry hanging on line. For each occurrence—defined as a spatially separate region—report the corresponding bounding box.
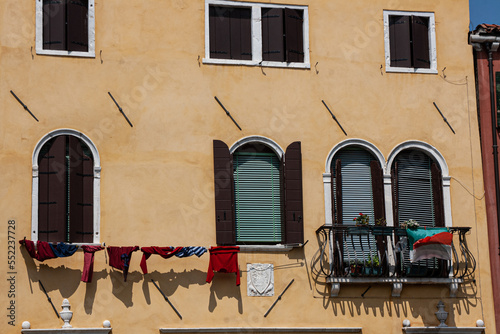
[81,245,104,283]
[140,246,207,274]
[19,239,77,261]
[107,246,140,282]
[206,246,240,286]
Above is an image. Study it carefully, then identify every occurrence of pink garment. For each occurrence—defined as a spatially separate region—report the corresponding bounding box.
[19,239,57,261]
[81,245,104,283]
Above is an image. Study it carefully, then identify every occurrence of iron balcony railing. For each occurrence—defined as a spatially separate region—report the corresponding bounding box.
[314,225,475,280]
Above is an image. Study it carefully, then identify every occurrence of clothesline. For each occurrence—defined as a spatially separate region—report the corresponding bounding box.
[19,239,241,286]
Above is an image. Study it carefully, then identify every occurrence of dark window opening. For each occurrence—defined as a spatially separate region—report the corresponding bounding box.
[208,5,305,63]
[209,6,252,60]
[262,8,304,63]
[389,15,430,69]
[42,0,89,52]
[38,135,93,243]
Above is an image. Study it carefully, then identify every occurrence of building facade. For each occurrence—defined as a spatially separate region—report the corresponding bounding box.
[0,0,495,333]
[470,23,500,334]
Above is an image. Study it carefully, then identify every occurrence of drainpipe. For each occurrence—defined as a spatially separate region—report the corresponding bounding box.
[486,42,500,254]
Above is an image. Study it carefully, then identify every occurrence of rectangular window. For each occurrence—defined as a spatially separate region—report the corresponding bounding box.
[36,0,95,57]
[384,11,437,74]
[209,6,252,60]
[204,0,309,68]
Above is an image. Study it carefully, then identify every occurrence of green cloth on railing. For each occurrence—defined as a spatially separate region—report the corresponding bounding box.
[406,227,449,250]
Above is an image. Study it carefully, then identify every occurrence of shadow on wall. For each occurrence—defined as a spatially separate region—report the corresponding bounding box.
[208,272,243,314]
[309,233,480,327]
[142,269,207,305]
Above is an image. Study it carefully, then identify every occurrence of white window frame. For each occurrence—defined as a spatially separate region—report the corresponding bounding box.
[383,10,437,74]
[204,0,310,69]
[35,0,96,58]
[31,129,101,244]
[323,139,451,228]
[323,139,387,226]
[386,141,452,228]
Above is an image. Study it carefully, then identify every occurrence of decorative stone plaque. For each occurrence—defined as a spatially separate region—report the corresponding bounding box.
[247,263,274,297]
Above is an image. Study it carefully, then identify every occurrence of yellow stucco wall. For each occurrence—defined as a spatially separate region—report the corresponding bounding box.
[0,0,494,333]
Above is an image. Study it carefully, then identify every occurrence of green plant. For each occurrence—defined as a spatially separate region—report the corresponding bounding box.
[375,218,387,226]
[366,255,380,267]
[353,213,369,226]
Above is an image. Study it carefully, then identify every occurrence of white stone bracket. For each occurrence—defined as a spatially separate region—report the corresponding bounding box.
[326,278,463,298]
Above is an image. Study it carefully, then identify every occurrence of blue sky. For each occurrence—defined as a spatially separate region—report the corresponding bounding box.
[469,0,500,29]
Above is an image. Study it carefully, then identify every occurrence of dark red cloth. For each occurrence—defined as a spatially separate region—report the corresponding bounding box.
[19,239,57,261]
[140,247,183,274]
[106,246,139,282]
[206,246,240,286]
[81,245,104,283]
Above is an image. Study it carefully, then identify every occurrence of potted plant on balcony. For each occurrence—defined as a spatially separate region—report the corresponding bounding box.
[364,255,382,276]
[349,213,370,235]
[400,219,419,229]
[349,260,364,276]
[353,213,369,227]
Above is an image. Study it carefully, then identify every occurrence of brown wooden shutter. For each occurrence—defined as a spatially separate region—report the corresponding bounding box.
[262,8,284,62]
[411,16,430,69]
[331,161,343,275]
[213,140,235,245]
[330,164,336,223]
[38,136,67,242]
[209,6,231,59]
[67,0,89,52]
[230,8,252,60]
[43,0,66,50]
[209,6,251,60]
[284,142,303,244]
[69,137,94,243]
[335,159,343,225]
[431,163,445,227]
[371,160,387,272]
[391,162,399,226]
[389,15,411,68]
[370,161,385,221]
[391,161,402,275]
[284,8,304,63]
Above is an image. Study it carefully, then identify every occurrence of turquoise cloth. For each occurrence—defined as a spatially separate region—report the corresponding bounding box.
[406,227,449,250]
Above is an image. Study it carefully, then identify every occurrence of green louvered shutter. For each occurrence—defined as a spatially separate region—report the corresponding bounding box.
[233,152,282,243]
[334,148,376,262]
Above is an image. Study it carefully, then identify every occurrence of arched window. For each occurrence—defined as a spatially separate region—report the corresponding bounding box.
[331,147,385,226]
[391,149,444,227]
[32,130,100,243]
[213,137,303,245]
[323,140,386,227]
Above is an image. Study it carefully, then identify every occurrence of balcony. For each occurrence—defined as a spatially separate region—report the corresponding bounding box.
[314,225,476,297]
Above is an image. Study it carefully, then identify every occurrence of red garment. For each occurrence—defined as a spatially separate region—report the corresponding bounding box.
[19,239,57,261]
[206,246,240,286]
[81,245,104,283]
[140,247,183,274]
[106,246,139,282]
